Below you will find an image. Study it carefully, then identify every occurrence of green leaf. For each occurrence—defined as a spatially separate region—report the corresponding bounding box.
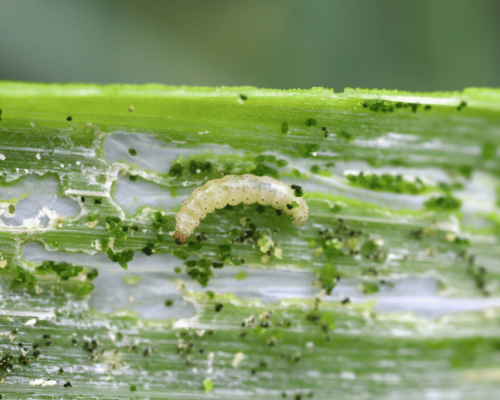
[1,82,500,398]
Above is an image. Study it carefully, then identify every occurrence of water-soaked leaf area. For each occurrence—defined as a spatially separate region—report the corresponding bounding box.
[0,82,500,399]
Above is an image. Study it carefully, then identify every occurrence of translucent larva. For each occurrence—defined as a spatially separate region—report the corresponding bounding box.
[173,174,309,244]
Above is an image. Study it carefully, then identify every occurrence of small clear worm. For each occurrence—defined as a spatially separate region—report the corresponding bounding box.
[174,174,309,244]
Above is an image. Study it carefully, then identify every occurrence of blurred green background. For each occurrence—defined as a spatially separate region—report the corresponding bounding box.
[0,0,499,92]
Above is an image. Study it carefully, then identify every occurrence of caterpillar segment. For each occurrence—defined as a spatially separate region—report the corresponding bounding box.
[173,174,309,244]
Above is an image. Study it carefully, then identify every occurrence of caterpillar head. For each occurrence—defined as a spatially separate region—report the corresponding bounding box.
[174,231,189,245]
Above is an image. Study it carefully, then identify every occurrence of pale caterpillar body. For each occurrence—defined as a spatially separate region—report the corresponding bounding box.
[174,174,309,244]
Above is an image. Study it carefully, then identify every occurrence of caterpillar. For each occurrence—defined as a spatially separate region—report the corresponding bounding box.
[174,174,309,244]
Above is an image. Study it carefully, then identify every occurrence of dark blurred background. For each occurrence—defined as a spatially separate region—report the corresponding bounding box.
[1,0,499,92]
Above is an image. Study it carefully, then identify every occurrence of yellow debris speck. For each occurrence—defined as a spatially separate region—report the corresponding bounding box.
[446,232,456,242]
[274,247,283,259]
[86,220,99,229]
[175,279,186,291]
[123,276,142,285]
[425,246,436,256]
[232,352,245,368]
